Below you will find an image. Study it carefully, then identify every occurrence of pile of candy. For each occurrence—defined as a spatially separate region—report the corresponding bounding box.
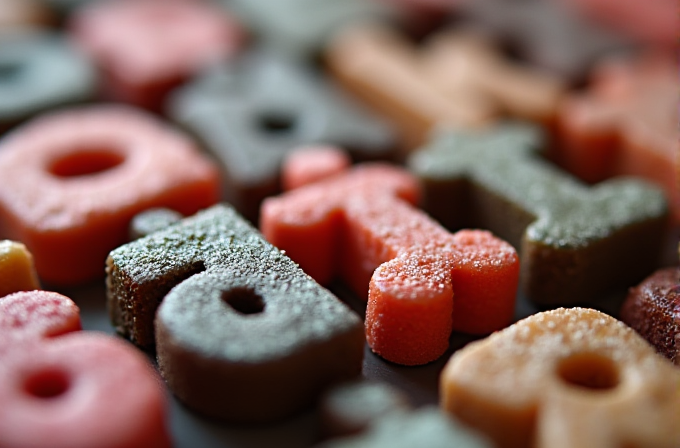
[0,0,677,447]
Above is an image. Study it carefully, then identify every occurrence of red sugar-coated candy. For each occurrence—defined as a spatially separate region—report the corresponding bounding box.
[0,333,170,448]
[557,53,678,222]
[0,291,171,448]
[261,160,519,365]
[0,106,219,285]
[70,0,244,111]
[282,145,351,191]
[0,291,80,347]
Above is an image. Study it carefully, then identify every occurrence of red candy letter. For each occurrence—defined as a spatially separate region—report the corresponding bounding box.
[0,291,170,448]
[261,158,519,365]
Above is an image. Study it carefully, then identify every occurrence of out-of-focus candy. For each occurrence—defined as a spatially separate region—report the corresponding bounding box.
[70,0,244,111]
[457,0,631,81]
[0,290,171,448]
[326,23,564,150]
[170,52,395,223]
[0,240,40,298]
[409,123,668,306]
[557,53,679,222]
[0,0,54,30]
[0,30,95,132]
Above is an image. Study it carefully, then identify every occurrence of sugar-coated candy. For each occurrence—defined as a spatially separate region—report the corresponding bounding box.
[0,240,40,298]
[170,52,395,222]
[0,291,79,347]
[70,0,244,111]
[0,105,219,284]
[409,123,668,305]
[262,156,519,365]
[0,30,95,133]
[326,23,564,150]
[620,267,679,365]
[557,53,678,222]
[0,333,171,448]
[441,308,680,448]
[107,204,364,422]
[0,290,170,448]
[457,0,631,81]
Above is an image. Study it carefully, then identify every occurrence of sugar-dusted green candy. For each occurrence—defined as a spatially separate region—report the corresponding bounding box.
[107,204,364,422]
[409,123,668,305]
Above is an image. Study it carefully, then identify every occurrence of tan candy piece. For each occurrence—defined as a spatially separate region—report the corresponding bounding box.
[326,23,564,150]
[422,31,565,126]
[0,240,40,298]
[440,308,680,448]
[0,0,54,30]
[326,23,496,150]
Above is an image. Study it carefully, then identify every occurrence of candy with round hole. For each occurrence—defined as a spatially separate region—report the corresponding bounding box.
[408,123,668,306]
[0,105,219,285]
[107,204,364,422]
[0,30,95,133]
[620,267,680,365]
[440,308,680,448]
[0,333,171,448]
[0,290,170,448]
[261,154,519,365]
[70,0,244,111]
[0,0,54,30]
[316,407,492,448]
[557,53,679,222]
[170,52,396,223]
[319,380,411,439]
[326,23,564,150]
[0,240,40,298]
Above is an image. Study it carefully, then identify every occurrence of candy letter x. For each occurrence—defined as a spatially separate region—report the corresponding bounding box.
[261,161,519,365]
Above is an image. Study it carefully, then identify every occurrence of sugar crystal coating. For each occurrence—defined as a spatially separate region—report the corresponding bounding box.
[0,291,170,448]
[107,204,364,422]
[620,267,680,365]
[441,308,680,448]
[0,333,171,448]
[262,161,519,365]
[0,105,219,284]
[409,123,668,305]
[0,291,80,347]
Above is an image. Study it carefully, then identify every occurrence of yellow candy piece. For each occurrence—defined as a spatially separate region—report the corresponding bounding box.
[440,308,680,448]
[0,240,40,297]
